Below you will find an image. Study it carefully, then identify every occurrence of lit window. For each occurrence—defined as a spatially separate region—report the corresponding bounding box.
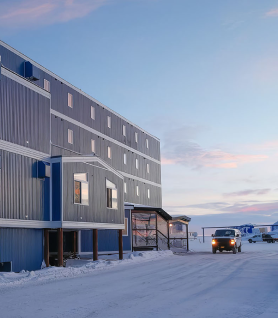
[68,93,73,108]
[91,139,95,153]
[91,106,95,120]
[124,153,127,165]
[107,116,111,128]
[108,146,111,159]
[136,185,139,196]
[146,139,149,148]
[68,129,73,144]
[123,218,128,236]
[106,179,118,209]
[135,132,138,143]
[135,158,139,169]
[74,173,89,205]
[123,125,126,136]
[124,182,127,194]
[147,188,150,199]
[44,79,50,92]
[147,163,150,174]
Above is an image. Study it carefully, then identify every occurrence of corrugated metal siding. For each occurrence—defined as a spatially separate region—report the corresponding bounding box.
[51,115,161,184]
[63,161,124,224]
[81,209,132,252]
[0,150,49,220]
[0,75,50,154]
[0,228,43,272]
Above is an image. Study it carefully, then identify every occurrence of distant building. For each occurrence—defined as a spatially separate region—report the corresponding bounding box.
[271,221,278,231]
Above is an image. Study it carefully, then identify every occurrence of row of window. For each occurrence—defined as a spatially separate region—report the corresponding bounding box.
[44,80,151,148]
[74,173,150,208]
[68,129,151,172]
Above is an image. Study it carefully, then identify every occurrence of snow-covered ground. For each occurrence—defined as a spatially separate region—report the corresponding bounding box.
[1,239,278,318]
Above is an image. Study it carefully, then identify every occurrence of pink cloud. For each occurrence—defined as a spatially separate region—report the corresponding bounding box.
[265,8,278,17]
[0,0,109,28]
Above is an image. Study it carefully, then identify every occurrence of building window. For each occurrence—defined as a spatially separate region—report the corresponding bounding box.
[91,139,95,153]
[107,116,111,128]
[147,163,150,174]
[135,158,139,169]
[123,218,128,236]
[147,188,150,199]
[108,146,111,159]
[68,93,73,108]
[68,129,73,144]
[74,173,89,205]
[136,185,139,196]
[146,139,149,149]
[123,125,126,136]
[44,79,50,92]
[106,179,118,209]
[124,182,127,193]
[91,106,95,120]
[124,153,127,165]
[135,132,138,143]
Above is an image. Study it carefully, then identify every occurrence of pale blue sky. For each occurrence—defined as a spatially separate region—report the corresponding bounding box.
[1,0,278,232]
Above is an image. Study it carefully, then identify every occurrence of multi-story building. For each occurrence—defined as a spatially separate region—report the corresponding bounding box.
[0,40,168,272]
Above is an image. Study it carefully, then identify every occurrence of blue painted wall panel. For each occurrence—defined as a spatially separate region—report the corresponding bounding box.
[81,210,131,252]
[0,228,43,272]
[52,162,61,221]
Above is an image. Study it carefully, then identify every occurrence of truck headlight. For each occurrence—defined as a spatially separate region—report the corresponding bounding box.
[212,239,216,245]
[230,239,235,245]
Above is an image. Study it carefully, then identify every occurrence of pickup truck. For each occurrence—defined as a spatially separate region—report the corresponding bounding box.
[248,234,277,243]
[211,228,242,254]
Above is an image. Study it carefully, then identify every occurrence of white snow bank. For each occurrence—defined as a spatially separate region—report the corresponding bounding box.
[0,250,173,288]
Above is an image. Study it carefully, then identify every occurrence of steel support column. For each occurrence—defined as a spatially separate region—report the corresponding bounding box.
[57,228,63,267]
[73,231,77,256]
[186,223,189,251]
[44,229,49,267]
[93,229,98,261]
[203,228,205,243]
[118,229,123,260]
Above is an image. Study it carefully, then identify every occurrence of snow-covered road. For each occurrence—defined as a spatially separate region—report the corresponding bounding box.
[1,240,278,318]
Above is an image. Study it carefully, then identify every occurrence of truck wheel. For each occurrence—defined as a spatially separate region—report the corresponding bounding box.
[267,240,271,243]
[238,245,241,252]
[212,247,217,254]
[253,241,256,243]
[248,239,252,243]
[219,249,223,252]
[233,247,237,254]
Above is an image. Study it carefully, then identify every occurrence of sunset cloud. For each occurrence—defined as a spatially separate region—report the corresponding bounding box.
[0,0,109,28]
[224,189,271,197]
[161,126,268,169]
[265,8,278,17]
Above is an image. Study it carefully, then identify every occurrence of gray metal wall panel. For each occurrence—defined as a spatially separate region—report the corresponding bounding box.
[0,150,48,221]
[0,228,43,272]
[63,161,124,224]
[51,115,161,184]
[0,75,50,154]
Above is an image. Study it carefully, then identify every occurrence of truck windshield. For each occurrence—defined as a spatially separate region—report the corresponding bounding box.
[215,230,235,237]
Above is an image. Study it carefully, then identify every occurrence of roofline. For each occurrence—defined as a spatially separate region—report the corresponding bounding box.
[0,39,160,142]
[132,206,172,221]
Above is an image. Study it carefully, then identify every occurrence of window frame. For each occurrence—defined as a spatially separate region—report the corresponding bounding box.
[106,178,118,209]
[123,218,129,236]
[146,138,149,149]
[135,158,139,169]
[68,93,73,108]
[123,153,127,165]
[91,106,95,120]
[68,129,73,144]
[44,79,50,92]
[108,146,111,159]
[147,188,150,199]
[147,163,150,174]
[91,139,95,153]
[135,132,138,143]
[107,116,111,128]
[123,125,126,136]
[124,182,127,194]
[74,173,89,206]
[136,185,139,196]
